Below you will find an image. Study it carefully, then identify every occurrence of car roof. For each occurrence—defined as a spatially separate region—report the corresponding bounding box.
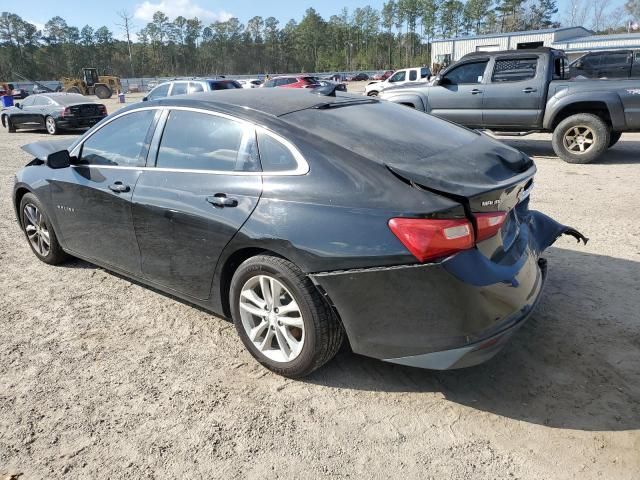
[146,88,368,118]
[460,47,562,60]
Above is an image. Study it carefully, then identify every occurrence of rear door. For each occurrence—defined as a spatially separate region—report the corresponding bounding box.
[51,109,159,273]
[32,95,53,127]
[481,55,544,128]
[428,59,488,127]
[132,108,262,300]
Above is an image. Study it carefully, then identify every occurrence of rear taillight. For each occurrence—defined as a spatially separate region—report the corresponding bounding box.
[474,212,508,242]
[61,107,72,117]
[388,218,474,262]
[98,105,107,115]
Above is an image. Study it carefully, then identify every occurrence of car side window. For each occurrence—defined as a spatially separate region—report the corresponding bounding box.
[171,82,188,96]
[148,83,170,100]
[33,96,50,106]
[156,110,256,172]
[389,71,405,82]
[257,131,299,172]
[21,96,35,107]
[189,82,204,93]
[443,61,488,85]
[263,79,276,88]
[420,67,430,78]
[492,57,537,82]
[409,70,417,81]
[602,52,631,66]
[79,110,156,167]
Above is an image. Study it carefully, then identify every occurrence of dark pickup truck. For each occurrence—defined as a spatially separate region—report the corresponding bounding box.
[380,47,640,163]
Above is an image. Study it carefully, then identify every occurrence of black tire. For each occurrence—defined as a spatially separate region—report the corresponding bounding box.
[19,193,69,265]
[230,255,344,378]
[66,87,81,94]
[552,113,611,164]
[94,85,112,99]
[44,115,58,135]
[367,91,379,97]
[4,115,16,133]
[609,131,622,148]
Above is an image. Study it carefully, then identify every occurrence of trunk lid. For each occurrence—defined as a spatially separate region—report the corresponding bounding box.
[21,138,76,161]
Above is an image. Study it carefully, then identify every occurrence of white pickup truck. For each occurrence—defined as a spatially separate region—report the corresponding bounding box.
[364,67,431,97]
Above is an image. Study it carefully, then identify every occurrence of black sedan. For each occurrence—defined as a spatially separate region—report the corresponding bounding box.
[2,93,107,135]
[12,89,586,378]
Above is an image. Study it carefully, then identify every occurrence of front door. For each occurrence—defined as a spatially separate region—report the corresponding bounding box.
[11,96,38,127]
[132,108,262,300]
[481,56,545,129]
[50,109,158,274]
[428,60,488,127]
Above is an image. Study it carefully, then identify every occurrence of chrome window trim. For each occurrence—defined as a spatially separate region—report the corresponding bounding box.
[70,105,309,176]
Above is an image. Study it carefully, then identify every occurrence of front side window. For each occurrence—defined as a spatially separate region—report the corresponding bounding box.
[79,110,156,167]
[147,83,170,100]
[420,67,430,78]
[170,82,188,96]
[389,71,406,82]
[492,57,538,83]
[443,61,488,85]
[20,96,35,107]
[156,110,254,172]
[257,131,299,172]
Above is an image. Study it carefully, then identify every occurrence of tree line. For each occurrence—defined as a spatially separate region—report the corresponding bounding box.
[0,0,636,81]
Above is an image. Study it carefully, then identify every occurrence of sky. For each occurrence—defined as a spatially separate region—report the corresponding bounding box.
[16,0,628,36]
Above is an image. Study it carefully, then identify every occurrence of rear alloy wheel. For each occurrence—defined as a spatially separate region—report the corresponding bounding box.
[45,116,58,135]
[552,113,610,164]
[609,131,622,148]
[20,193,69,265]
[94,85,112,99]
[230,255,344,378]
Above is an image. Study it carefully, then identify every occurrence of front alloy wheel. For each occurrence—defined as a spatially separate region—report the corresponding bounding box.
[239,275,305,363]
[23,203,51,257]
[563,125,594,154]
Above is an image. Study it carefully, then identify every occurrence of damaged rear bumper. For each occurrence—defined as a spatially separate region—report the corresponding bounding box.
[310,210,586,369]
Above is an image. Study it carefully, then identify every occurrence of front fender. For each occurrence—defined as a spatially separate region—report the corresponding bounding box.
[543,91,625,130]
[381,92,426,111]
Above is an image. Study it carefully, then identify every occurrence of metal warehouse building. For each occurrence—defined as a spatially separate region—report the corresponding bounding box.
[431,27,640,65]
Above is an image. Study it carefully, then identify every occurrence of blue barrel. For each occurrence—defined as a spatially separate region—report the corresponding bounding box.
[1,95,14,108]
[118,93,125,103]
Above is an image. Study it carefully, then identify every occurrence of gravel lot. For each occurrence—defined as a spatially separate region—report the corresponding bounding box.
[1,92,639,479]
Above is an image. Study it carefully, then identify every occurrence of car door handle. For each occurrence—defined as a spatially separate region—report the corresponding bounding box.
[522,87,537,93]
[108,182,130,193]
[470,89,482,94]
[206,194,238,208]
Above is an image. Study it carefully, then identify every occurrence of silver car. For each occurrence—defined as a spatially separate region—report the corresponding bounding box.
[143,79,242,101]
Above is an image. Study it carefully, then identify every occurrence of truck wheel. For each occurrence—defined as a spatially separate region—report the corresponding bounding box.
[609,131,622,148]
[552,113,610,164]
[94,85,112,99]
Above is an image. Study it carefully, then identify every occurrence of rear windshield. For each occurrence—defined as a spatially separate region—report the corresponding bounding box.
[47,94,89,105]
[283,101,478,163]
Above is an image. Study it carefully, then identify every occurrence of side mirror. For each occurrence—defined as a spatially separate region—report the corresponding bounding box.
[142,96,148,102]
[437,76,452,86]
[15,102,21,108]
[46,150,72,169]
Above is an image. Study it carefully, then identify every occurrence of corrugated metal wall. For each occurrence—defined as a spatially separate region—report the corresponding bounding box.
[554,39,640,52]
[431,33,555,63]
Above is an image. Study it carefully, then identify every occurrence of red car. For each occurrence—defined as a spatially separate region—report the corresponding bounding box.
[262,76,320,89]
[373,70,395,81]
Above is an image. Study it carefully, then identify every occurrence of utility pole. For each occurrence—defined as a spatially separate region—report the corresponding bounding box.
[117,10,135,78]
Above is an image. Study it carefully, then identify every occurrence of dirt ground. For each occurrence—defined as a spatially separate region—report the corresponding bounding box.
[0,92,639,479]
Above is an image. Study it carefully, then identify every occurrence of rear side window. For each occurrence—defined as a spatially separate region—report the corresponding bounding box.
[257,131,299,172]
[409,70,417,81]
[492,58,537,82]
[147,83,170,100]
[34,96,50,106]
[602,52,631,66]
[444,61,488,84]
[79,110,156,167]
[156,110,254,172]
[189,82,204,93]
[171,82,188,96]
